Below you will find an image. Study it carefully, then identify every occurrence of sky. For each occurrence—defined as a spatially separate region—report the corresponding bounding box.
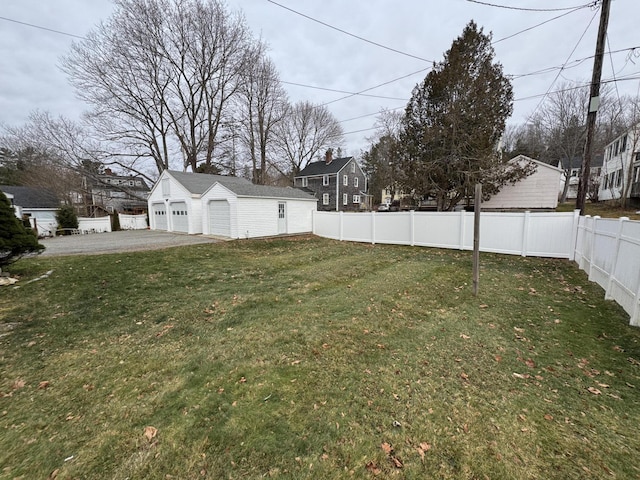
[1,0,639,160]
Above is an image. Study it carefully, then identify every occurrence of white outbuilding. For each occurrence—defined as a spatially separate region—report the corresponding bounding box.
[481,155,563,210]
[147,170,317,238]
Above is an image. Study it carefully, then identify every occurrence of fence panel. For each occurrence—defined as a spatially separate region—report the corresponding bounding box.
[119,214,148,230]
[78,216,111,233]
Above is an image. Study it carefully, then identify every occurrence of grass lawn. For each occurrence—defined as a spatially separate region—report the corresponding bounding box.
[557,201,640,221]
[1,236,640,479]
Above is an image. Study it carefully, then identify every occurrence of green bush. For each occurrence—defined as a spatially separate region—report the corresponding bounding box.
[56,205,79,235]
[0,191,44,267]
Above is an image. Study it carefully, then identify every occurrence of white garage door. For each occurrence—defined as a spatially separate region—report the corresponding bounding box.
[209,200,230,237]
[152,203,167,230]
[171,202,189,233]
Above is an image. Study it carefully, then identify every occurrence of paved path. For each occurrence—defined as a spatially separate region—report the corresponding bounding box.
[40,230,221,257]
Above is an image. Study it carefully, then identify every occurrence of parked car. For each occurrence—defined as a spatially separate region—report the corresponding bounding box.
[377,204,390,211]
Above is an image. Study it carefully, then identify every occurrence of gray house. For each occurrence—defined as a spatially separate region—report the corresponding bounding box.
[294,151,368,211]
[147,170,317,238]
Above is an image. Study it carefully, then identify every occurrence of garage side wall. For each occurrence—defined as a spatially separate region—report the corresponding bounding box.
[285,200,316,234]
[236,198,279,238]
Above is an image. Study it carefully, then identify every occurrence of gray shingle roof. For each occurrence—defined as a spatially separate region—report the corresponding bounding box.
[296,157,353,177]
[0,185,60,208]
[167,171,316,201]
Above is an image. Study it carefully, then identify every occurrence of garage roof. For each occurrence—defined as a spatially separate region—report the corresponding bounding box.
[167,171,316,201]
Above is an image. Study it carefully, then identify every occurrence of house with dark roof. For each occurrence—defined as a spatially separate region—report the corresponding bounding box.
[147,170,317,238]
[294,151,368,211]
[81,168,151,215]
[0,185,60,236]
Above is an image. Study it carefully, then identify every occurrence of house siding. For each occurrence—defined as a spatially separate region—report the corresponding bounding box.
[482,157,562,210]
[296,158,367,211]
[236,198,278,238]
[599,124,640,203]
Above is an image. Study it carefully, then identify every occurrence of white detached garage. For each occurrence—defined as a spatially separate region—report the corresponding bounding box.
[148,170,317,238]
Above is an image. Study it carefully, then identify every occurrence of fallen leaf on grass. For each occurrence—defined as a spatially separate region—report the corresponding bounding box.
[381,442,393,455]
[512,373,530,379]
[460,372,469,381]
[391,456,403,468]
[38,381,50,390]
[365,461,381,475]
[460,334,470,340]
[627,357,640,366]
[525,359,536,368]
[144,426,158,441]
[544,414,553,421]
[238,377,247,384]
[587,387,601,395]
[12,379,26,390]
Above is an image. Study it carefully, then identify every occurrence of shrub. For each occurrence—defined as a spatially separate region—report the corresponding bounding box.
[56,205,79,235]
[0,191,44,267]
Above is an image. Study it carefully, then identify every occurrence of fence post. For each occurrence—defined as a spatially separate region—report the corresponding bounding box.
[339,211,344,241]
[605,217,628,300]
[311,210,315,235]
[588,216,600,280]
[632,269,640,327]
[410,210,415,246]
[371,211,376,245]
[521,211,530,257]
[571,209,581,261]
[459,210,466,250]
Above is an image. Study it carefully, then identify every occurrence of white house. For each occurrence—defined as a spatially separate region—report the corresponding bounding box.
[0,185,60,236]
[147,170,317,238]
[481,155,563,210]
[599,122,640,204]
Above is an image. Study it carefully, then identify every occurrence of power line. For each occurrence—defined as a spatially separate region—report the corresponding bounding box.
[338,106,405,123]
[320,67,432,107]
[0,15,86,39]
[280,81,408,101]
[465,0,599,12]
[493,6,590,44]
[266,0,435,64]
[527,5,600,120]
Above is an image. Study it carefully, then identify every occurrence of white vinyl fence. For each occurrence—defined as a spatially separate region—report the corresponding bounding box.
[313,210,640,325]
[574,216,640,326]
[78,216,111,233]
[118,213,148,230]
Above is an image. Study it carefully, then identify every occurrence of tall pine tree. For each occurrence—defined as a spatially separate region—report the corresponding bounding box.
[399,21,533,211]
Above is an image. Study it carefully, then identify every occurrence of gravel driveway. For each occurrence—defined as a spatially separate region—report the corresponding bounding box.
[39,230,221,257]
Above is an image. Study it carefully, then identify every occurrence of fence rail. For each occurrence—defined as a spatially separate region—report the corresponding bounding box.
[312,210,640,326]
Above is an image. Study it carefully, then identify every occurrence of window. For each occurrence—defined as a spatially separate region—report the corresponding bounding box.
[353,195,360,204]
[354,177,359,187]
[351,162,356,173]
[323,175,329,186]
[301,177,308,187]
[343,175,348,186]
[322,193,330,205]
[343,193,348,205]
[161,178,170,197]
[621,134,627,152]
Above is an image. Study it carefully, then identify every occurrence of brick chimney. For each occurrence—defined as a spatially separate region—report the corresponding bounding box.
[325,149,333,165]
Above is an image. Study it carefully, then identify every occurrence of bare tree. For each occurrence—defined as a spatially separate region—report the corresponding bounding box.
[273,101,344,178]
[61,0,256,175]
[236,52,288,184]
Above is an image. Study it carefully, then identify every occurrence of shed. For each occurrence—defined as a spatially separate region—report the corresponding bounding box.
[481,156,563,210]
[147,171,317,238]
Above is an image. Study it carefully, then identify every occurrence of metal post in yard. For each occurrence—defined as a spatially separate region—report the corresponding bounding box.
[473,184,481,296]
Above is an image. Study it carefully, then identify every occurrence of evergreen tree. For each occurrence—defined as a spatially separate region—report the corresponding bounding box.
[399,21,533,211]
[56,205,79,234]
[0,191,44,267]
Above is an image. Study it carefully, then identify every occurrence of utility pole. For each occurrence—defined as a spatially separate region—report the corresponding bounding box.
[576,0,611,214]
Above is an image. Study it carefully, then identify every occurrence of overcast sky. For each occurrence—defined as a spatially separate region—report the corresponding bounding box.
[1,0,638,159]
